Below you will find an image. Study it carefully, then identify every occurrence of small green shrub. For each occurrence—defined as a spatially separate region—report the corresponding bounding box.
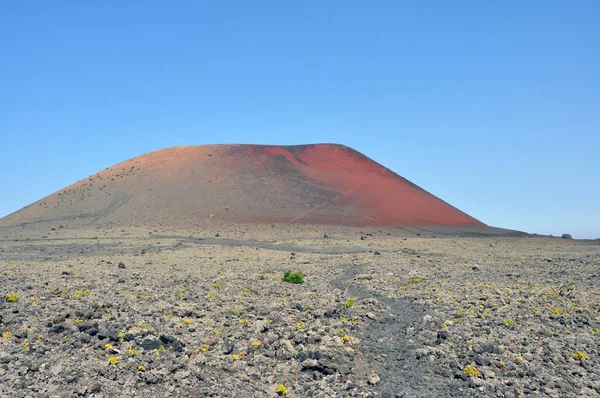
[5,293,18,302]
[275,384,288,395]
[283,270,304,284]
[502,319,517,328]
[408,275,426,283]
[464,364,481,377]
[74,290,90,298]
[344,297,356,309]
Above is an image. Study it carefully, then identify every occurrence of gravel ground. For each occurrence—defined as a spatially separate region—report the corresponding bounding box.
[1,225,599,397]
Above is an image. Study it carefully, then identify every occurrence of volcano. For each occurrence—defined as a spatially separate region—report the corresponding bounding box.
[1,144,489,230]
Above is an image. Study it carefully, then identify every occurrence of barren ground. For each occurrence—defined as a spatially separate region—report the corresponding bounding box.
[1,225,599,397]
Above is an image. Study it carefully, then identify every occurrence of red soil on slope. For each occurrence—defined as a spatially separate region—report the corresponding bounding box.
[0,144,485,228]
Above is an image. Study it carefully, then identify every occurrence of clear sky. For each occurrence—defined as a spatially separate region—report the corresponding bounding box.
[1,1,598,238]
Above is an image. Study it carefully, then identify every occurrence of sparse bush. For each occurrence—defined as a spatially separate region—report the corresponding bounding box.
[344,297,356,309]
[276,384,288,395]
[551,307,564,318]
[283,270,304,284]
[502,319,517,328]
[572,351,587,361]
[5,293,18,302]
[74,290,90,298]
[408,275,426,283]
[464,364,481,377]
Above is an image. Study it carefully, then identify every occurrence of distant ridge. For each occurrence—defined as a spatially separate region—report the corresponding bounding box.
[1,144,495,231]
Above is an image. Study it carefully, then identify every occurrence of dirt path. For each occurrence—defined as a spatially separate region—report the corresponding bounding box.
[335,263,471,397]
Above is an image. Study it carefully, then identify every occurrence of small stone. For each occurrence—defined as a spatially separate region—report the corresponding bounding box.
[474,354,491,366]
[118,262,126,269]
[301,358,320,370]
[139,336,163,351]
[50,323,66,334]
[368,370,380,385]
[88,382,101,393]
[437,329,451,340]
[222,340,235,355]
[85,327,99,336]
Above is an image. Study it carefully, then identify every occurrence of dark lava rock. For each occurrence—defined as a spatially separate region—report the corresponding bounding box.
[159,334,183,351]
[139,336,163,351]
[79,335,91,344]
[0,356,12,364]
[118,262,126,269]
[159,334,177,344]
[373,251,381,255]
[107,329,120,342]
[562,234,572,240]
[77,321,97,332]
[484,344,504,354]
[85,327,99,336]
[50,324,66,334]
[474,354,491,366]
[222,340,235,355]
[437,329,451,340]
[97,328,115,340]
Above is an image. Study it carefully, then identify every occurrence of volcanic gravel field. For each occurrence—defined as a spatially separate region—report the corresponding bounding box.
[1,225,599,397]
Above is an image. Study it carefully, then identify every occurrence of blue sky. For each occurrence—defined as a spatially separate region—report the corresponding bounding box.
[1,1,598,238]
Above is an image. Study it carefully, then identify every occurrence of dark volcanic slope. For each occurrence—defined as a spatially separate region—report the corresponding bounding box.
[0,144,486,229]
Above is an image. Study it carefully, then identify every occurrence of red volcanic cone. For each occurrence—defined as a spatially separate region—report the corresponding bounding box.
[0,144,485,228]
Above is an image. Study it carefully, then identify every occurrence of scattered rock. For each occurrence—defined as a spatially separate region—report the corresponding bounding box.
[221,340,235,355]
[139,336,163,351]
[368,370,380,385]
[88,382,102,393]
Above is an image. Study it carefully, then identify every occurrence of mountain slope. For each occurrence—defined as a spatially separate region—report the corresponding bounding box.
[0,144,486,229]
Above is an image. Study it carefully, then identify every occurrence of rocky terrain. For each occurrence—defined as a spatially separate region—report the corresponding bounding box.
[1,225,599,397]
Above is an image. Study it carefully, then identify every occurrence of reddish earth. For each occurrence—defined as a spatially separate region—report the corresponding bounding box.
[0,144,490,230]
